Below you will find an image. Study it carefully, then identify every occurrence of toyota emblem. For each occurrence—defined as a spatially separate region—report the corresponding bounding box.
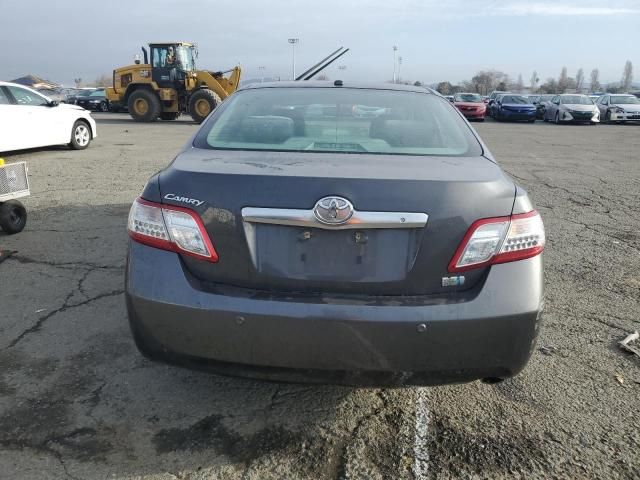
[313,196,354,225]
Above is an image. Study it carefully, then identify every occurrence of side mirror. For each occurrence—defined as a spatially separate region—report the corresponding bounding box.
[47,100,59,107]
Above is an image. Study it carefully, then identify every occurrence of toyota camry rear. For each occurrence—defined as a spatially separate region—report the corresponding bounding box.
[125,82,545,386]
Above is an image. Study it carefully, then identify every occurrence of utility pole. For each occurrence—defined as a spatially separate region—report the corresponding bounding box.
[258,66,266,83]
[398,56,402,84]
[288,38,299,80]
[392,46,398,83]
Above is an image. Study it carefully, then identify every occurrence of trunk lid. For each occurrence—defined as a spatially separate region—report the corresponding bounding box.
[158,148,516,295]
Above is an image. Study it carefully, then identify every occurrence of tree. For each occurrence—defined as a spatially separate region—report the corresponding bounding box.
[91,74,111,87]
[436,81,454,95]
[539,78,559,94]
[413,81,423,87]
[575,68,584,92]
[74,78,82,88]
[530,71,539,93]
[515,74,524,93]
[622,60,633,91]
[496,81,507,91]
[468,70,510,95]
[558,66,569,93]
[590,68,601,92]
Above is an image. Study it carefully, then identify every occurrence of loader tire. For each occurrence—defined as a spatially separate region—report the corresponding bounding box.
[189,89,221,123]
[128,89,161,122]
[0,200,27,234]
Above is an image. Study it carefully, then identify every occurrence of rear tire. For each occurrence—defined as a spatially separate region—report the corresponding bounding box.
[188,89,221,123]
[128,89,161,122]
[160,112,181,121]
[100,101,109,112]
[0,200,27,234]
[69,120,91,150]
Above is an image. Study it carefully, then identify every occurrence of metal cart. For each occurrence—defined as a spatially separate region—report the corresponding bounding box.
[0,159,29,234]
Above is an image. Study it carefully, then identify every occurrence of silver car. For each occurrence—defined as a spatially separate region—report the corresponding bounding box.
[595,94,640,123]
[543,94,599,124]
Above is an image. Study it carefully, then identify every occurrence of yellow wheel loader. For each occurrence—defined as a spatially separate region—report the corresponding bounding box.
[106,42,241,123]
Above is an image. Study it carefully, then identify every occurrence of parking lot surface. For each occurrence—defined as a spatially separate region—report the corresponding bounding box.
[1,114,639,479]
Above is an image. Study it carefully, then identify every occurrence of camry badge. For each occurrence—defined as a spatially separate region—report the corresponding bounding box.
[314,196,354,225]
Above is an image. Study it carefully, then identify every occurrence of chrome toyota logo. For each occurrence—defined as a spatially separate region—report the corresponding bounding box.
[313,196,354,225]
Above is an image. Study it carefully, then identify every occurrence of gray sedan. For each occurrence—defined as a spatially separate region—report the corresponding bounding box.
[595,94,640,123]
[543,94,600,124]
[125,82,545,386]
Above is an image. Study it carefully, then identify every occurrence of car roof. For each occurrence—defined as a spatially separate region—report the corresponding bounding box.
[240,81,436,94]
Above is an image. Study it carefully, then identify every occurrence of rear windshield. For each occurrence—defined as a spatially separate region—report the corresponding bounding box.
[195,87,482,157]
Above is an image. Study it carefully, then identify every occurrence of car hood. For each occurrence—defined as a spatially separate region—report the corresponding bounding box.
[501,103,535,109]
[454,102,485,108]
[612,104,640,112]
[57,103,87,111]
[563,104,596,112]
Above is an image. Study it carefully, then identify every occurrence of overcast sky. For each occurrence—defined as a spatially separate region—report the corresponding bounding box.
[1,0,637,87]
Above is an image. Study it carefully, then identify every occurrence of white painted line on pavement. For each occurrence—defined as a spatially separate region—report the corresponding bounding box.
[413,388,430,479]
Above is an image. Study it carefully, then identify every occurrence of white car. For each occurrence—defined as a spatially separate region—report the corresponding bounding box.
[0,81,97,152]
[595,94,640,123]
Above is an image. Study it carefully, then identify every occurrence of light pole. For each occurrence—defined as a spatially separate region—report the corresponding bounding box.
[258,65,266,83]
[398,56,402,84]
[288,38,299,80]
[392,46,398,83]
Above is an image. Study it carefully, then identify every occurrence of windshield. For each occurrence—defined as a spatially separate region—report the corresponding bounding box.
[561,96,593,105]
[176,46,195,71]
[195,87,482,157]
[78,90,93,97]
[539,95,555,102]
[89,90,105,97]
[501,95,530,104]
[610,95,639,105]
[454,93,483,102]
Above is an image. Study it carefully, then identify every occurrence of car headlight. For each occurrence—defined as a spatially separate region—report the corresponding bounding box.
[613,107,625,113]
[90,99,100,103]
[562,110,573,120]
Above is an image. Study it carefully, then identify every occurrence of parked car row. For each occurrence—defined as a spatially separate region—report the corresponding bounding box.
[448,90,640,125]
[31,86,125,112]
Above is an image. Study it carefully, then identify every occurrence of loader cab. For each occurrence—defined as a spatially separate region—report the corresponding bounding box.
[149,43,196,88]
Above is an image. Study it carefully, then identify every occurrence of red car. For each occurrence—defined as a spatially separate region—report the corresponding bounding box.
[453,93,486,121]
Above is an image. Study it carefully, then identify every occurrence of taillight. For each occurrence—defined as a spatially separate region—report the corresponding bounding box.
[127,198,218,262]
[448,211,544,272]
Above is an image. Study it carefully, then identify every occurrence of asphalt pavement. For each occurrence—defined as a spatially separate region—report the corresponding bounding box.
[0,113,639,479]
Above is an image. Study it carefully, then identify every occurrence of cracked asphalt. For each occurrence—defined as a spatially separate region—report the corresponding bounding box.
[1,113,639,479]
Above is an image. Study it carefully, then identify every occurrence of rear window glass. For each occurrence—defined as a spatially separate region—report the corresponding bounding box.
[194,87,482,157]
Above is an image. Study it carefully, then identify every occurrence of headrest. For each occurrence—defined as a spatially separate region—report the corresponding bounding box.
[240,116,294,143]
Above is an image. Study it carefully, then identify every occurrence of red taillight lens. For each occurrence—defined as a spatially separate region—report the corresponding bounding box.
[448,211,544,272]
[127,198,218,262]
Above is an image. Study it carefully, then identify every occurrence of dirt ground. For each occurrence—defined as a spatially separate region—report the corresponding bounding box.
[1,113,639,479]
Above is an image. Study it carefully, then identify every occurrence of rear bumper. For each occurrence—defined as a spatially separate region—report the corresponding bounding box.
[126,242,544,386]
